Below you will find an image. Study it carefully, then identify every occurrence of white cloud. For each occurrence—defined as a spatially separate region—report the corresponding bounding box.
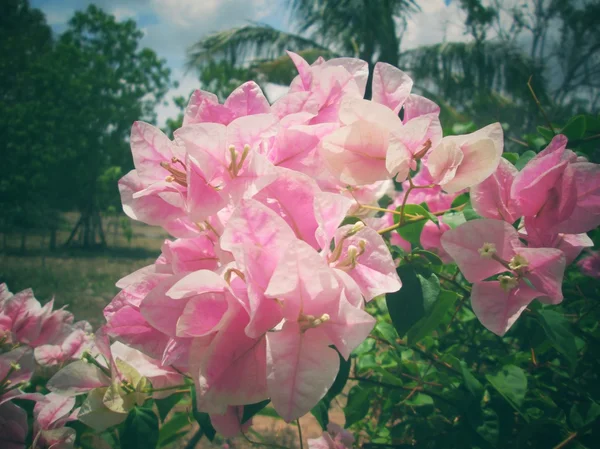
[112,7,138,21]
[402,0,470,51]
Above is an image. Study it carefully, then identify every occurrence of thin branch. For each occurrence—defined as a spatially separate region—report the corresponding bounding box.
[527,75,555,134]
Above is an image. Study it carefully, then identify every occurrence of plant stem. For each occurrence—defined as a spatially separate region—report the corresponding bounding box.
[553,432,577,449]
[184,428,204,449]
[297,419,304,449]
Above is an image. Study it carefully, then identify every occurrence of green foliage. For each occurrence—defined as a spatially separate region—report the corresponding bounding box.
[121,407,159,449]
[1,1,171,248]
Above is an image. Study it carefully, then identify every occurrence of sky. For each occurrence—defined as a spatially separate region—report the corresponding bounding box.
[30,0,471,127]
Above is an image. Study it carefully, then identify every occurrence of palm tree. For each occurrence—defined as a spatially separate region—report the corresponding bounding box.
[186,0,598,135]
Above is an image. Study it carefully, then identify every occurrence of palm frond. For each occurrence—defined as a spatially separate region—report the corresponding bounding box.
[186,23,330,72]
[400,40,549,106]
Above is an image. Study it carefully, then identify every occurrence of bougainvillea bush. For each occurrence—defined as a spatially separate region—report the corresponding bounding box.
[1,52,599,449]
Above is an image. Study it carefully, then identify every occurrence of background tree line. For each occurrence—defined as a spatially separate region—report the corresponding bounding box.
[0,0,171,249]
[2,0,599,250]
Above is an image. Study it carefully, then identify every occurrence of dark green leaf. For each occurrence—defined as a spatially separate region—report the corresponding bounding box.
[466,405,499,446]
[155,393,183,422]
[536,126,555,141]
[460,361,484,400]
[413,249,443,266]
[241,399,271,425]
[451,193,470,208]
[502,152,519,164]
[407,289,458,344]
[515,150,537,170]
[345,386,370,427]
[191,386,216,441]
[561,115,586,140]
[121,407,159,449]
[311,400,329,430]
[394,204,435,244]
[157,412,191,448]
[570,400,600,429]
[375,322,399,345]
[486,365,527,410]
[536,309,578,367]
[386,265,440,337]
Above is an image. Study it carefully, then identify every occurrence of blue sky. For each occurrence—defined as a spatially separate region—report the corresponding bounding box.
[30,0,469,126]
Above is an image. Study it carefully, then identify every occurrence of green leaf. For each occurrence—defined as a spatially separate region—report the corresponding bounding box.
[460,361,484,400]
[326,351,351,401]
[561,115,586,140]
[413,249,443,266]
[191,386,216,441]
[311,400,329,430]
[443,210,467,229]
[386,266,440,337]
[375,322,399,345]
[344,386,370,427]
[407,289,458,344]
[394,204,435,244]
[570,400,600,429]
[466,405,499,446]
[241,399,271,425]
[451,193,470,208]
[515,150,537,171]
[121,407,159,449]
[452,122,476,135]
[155,393,184,422]
[486,365,527,411]
[536,126,555,142]
[404,393,434,414]
[502,152,519,164]
[536,309,578,367]
[157,412,191,448]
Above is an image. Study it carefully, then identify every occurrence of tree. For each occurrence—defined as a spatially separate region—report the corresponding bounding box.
[0,0,56,250]
[186,0,599,137]
[55,6,172,248]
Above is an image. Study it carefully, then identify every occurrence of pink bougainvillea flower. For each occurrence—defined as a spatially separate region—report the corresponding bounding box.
[470,157,521,223]
[578,251,600,278]
[266,322,339,423]
[0,347,36,405]
[210,405,252,438]
[287,51,368,124]
[522,217,593,265]
[328,223,402,301]
[510,135,600,234]
[319,99,398,185]
[220,199,296,337]
[427,123,504,193]
[263,239,375,420]
[308,422,355,449]
[0,401,28,449]
[32,393,77,449]
[371,62,413,114]
[189,302,268,415]
[511,135,573,217]
[183,81,270,127]
[175,114,278,222]
[441,219,565,335]
[420,219,452,263]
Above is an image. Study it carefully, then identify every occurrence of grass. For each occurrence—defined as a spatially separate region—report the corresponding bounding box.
[0,215,165,327]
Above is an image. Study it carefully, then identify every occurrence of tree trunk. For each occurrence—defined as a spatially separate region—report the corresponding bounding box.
[49,227,57,251]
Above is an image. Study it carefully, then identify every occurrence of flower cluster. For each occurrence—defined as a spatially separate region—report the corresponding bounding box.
[7,52,597,444]
[0,283,94,448]
[441,135,600,335]
[98,51,508,426]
